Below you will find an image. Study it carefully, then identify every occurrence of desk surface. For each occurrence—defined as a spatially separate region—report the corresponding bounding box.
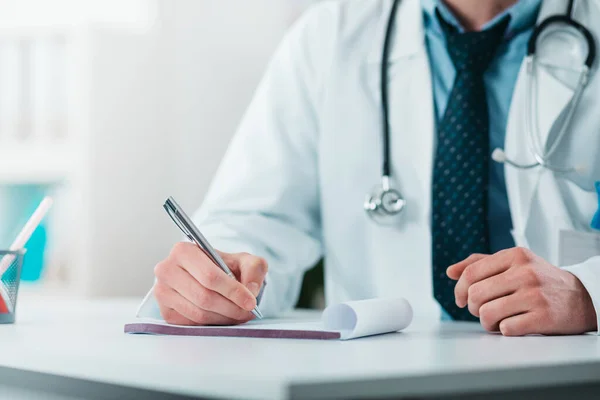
[0,295,599,400]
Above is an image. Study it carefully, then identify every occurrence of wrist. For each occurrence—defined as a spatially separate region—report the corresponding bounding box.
[571,273,598,332]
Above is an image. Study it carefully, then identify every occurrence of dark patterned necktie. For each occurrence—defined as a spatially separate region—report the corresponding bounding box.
[432,12,510,321]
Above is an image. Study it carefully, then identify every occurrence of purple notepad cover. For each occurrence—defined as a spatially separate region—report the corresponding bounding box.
[124,323,341,340]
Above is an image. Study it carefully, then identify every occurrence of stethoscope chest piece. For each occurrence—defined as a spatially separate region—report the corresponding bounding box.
[364,176,406,225]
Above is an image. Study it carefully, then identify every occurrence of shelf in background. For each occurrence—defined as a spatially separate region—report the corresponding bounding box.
[0,142,74,184]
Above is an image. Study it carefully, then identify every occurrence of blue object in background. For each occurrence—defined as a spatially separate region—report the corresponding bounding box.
[21,221,47,281]
[591,182,600,231]
[0,185,48,282]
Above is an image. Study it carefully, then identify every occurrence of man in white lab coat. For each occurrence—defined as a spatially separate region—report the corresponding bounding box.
[139,0,599,336]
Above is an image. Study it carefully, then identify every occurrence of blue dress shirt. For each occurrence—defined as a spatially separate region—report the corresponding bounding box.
[422,0,541,253]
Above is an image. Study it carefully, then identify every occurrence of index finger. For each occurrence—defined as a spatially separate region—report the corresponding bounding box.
[171,243,257,312]
[447,253,488,280]
[454,249,516,308]
[236,253,268,297]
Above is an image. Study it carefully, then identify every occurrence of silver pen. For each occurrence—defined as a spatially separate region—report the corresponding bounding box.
[163,196,263,319]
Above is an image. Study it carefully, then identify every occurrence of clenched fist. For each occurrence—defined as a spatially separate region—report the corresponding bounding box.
[447,247,597,336]
[153,242,268,326]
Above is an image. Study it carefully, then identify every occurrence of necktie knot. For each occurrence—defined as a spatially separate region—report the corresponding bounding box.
[436,9,510,73]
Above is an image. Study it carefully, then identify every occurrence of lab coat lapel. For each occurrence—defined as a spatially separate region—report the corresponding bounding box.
[361,0,437,317]
[365,0,435,206]
[504,0,576,257]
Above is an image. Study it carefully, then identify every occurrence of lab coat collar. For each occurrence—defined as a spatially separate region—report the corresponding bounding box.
[366,0,425,64]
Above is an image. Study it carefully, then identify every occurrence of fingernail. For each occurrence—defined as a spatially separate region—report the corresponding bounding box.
[247,282,260,297]
[245,297,256,311]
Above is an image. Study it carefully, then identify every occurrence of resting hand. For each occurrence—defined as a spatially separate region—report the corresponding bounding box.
[447,247,597,336]
[153,242,268,326]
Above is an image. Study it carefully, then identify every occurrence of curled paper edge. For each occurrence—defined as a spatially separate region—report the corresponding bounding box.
[322,297,413,340]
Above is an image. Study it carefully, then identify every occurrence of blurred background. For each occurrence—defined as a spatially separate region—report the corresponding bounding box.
[0,0,324,307]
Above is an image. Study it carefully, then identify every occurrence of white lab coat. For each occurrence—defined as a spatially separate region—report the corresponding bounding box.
[139,0,600,331]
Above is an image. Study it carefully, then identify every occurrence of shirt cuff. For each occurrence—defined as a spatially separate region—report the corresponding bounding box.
[562,263,600,335]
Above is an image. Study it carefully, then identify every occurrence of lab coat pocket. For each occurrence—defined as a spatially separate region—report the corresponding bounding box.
[557,176,598,232]
[558,229,600,267]
[556,178,600,266]
[551,177,598,266]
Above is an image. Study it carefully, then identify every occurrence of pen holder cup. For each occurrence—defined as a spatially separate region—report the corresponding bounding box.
[0,250,25,324]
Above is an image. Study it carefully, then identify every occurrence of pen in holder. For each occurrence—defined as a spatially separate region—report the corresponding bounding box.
[0,250,25,324]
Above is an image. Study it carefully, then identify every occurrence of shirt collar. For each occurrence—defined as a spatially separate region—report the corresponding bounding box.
[422,0,541,39]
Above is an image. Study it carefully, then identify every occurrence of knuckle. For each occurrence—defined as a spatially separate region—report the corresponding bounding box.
[192,310,211,325]
[162,308,179,324]
[171,242,190,259]
[514,247,533,261]
[467,288,481,317]
[523,265,540,285]
[467,302,479,318]
[454,284,461,300]
[153,283,169,301]
[178,302,208,325]
[499,320,513,336]
[253,257,269,275]
[463,266,476,283]
[478,304,495,331]
[203,269,221,287]
[228,285,245,303]
[467,284,480,302]
[154,261,170,280]
[195,291,213,310]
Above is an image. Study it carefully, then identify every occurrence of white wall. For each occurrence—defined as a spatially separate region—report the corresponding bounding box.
[163,0,299,209]
[0,0,316,297]
[83,0,311,297]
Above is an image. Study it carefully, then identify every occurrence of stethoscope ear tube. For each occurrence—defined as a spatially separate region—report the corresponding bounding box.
[527,13,596,69]
[495,54,589,176]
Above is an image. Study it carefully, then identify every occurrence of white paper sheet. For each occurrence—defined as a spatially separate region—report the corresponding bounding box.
[128,297,413,340]
[322,297,413,340]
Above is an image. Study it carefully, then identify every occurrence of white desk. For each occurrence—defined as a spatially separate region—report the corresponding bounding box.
[0,295,599,400]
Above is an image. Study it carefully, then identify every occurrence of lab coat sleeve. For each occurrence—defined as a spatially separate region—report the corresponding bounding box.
[137,3,340,319]
[562,258,600,335]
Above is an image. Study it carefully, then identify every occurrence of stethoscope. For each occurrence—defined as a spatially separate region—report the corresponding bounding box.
[492,0,595,175]
[365,0,596,224]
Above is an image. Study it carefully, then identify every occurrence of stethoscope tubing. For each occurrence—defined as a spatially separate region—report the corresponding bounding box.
[366,0,596,221]
[501,6,593,175]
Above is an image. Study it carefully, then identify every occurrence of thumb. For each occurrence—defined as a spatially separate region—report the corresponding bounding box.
[237,253,269,297]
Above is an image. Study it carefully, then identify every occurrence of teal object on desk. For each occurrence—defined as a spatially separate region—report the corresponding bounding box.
[21,221,46,281]
[591,182,600,231]
[0,185,48,282]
